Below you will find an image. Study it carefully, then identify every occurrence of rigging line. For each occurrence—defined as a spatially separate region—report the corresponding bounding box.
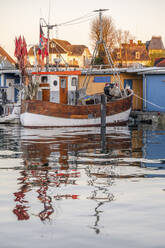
[57,11,94,26]
[52,42,68,67]
[60,15,97,27]
[134,93,165,110]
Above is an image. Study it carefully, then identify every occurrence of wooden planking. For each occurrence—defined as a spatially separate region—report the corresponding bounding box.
[21,91,133,120]
[42,89,50,101]
[39,83,49,87]
[60,76,68,104]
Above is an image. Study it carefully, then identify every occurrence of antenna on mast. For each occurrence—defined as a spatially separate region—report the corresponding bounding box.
[40,17,58,71]
[93,9,109,43]
[48,0,51,25]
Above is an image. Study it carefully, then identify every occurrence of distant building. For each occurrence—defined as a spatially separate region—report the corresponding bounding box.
[147,36,165,55]
[112,40,150,67]
[28,38,91,68]
[146,36,165,66]
[0,46,16,69]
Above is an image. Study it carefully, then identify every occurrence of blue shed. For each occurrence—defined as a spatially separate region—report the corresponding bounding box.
[142,69,165,112]
[0,70,20,103]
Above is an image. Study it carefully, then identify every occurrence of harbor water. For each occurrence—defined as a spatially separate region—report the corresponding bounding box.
[1,123,165,248]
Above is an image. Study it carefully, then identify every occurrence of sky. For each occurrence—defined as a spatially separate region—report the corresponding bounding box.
[1,0,165,59]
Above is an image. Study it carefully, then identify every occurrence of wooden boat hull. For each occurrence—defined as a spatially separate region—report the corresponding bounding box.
[20,92,133,127]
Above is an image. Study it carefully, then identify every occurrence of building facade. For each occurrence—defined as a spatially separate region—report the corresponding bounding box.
[0,46,20,103]
[28,39,91,68]
[112,40,150,68]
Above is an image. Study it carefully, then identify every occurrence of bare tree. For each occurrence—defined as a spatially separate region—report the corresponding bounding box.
[90,16,116,52]
[115,29,135,66]
[115,29,123,48]
[116,29,135,47]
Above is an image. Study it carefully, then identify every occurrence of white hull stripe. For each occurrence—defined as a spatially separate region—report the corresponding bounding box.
[20,108,131,127]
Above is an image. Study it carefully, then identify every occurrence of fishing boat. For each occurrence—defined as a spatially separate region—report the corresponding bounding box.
[20,70,132,127]
[20,9,133,127]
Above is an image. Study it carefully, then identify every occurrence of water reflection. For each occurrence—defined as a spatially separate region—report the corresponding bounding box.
[3,125,165,228]
[2,124,165,247]
[11,126,132,225]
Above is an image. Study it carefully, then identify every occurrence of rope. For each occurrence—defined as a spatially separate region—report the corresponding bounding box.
[134,93,165,110]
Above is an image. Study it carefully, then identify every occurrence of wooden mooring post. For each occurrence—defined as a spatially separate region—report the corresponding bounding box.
[101,94,106,153]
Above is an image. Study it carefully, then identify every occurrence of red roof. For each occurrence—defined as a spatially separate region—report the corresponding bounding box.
[0,46,16,64]
[155,58,165,67]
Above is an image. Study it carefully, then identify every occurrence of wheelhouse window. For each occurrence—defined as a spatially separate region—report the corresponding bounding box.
[71,77,77,86]
[41,76,48,83]
[117,52,121,59]
[53,80,58,86]
[61,79,66,88]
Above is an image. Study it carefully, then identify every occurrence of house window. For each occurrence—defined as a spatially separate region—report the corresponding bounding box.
[124,79,133,89]
[41,76,48,83]
[117,52,121,59]
[71,77,77,86]
[136,52,140,59]
[51,43,56,48]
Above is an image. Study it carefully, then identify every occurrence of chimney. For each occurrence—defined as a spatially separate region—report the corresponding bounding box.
[138,40,142,45]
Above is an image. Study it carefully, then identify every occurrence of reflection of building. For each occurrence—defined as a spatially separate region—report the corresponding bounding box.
[131,129,143,158]
[142,129,165,169]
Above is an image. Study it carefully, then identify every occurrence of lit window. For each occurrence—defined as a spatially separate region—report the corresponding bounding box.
[71,77,77,86]
[136,52,140,59]
[117,52,121,59]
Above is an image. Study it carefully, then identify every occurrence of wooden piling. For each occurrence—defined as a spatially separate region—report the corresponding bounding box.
[101,94,106,128]
[101,94,106,153]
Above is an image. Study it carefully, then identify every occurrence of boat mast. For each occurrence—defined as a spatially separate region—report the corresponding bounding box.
[80,9,126,97]
[40,18,57,71]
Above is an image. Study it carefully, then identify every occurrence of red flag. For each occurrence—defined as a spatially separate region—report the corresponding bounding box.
[14,35,28,81]
[14,37,18,58]
[38,24,48,60]
[22,36,27,56]
[17,36,22,59]
[38,24,44,55]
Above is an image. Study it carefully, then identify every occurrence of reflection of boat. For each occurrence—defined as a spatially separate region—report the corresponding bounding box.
[21,126,131,168]
[12,125,132,223]
[20,10,133,127]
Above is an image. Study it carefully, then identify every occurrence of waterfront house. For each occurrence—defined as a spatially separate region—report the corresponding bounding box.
[138,67,165,112]
[28,39,91,68]
[0,46,20,103]
[79,68,143,111]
